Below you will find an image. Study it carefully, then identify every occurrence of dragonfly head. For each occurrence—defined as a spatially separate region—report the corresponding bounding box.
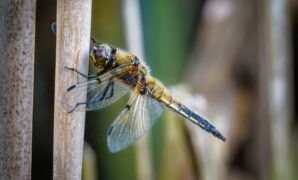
[89,43,112,68]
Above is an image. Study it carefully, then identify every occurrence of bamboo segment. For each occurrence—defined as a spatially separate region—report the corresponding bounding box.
[0,0,36,179]
[265,0,295,179]
[53,0,92,179]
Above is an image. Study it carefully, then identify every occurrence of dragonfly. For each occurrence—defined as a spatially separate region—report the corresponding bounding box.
[62,42,226,153]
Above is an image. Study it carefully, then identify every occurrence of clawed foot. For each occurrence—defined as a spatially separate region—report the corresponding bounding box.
[64,66,76,71]
[64,66,89,79]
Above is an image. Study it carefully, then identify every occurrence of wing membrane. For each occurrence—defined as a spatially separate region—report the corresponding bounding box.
[62,78,129,112]
[107,94,163,153]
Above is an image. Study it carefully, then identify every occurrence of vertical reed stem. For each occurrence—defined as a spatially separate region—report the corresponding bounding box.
[53,0,92,179]
[0,0,36,179]
[266,0,294,179]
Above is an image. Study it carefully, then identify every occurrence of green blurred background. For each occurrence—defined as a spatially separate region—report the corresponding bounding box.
[33,0,298,180]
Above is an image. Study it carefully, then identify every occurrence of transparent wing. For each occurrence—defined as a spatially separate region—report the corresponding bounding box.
[62,78,129,112]
[107,94,163,153]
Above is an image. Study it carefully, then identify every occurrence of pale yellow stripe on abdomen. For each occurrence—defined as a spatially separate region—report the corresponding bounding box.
[147,77,194,119]
[147,77,170,103]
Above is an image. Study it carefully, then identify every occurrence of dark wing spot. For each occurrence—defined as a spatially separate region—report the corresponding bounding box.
[125,104,131,110]
[108,126,114,135]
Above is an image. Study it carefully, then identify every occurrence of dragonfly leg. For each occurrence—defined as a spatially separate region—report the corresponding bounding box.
[65,63,133,96]
[95,63,134,83]
[67,102,86,113]
[91,37,103,44]
[64,66,105,79]
[65,62,133,89]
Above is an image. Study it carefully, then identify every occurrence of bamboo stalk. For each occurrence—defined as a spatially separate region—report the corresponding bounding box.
[53,0,92,179]
[0,0,36,179]
[256,1,272,179]
[264,0,294,179]
[82,142,98,180]
[122,0,154,180]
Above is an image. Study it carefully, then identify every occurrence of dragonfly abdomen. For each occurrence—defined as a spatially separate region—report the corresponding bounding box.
[169,97,226,141]
[147,77,226,141]
[168,97,226,141]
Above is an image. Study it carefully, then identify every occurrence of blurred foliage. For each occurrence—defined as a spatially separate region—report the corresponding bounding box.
[140,0,201,84]
[140,0,203,176]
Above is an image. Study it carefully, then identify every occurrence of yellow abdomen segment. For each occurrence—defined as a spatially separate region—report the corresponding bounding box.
[146,76,181,113]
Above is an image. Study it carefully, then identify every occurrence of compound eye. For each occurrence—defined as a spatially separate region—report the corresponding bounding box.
[96,46,108,59]
[91,47,97,55]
